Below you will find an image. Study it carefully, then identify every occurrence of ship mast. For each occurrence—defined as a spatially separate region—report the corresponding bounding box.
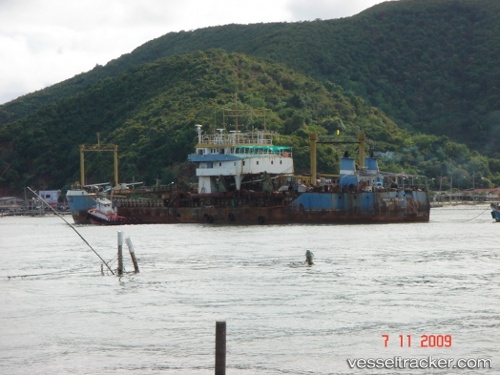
[221,95,269,134]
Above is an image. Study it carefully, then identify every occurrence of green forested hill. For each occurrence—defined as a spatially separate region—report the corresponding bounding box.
[0,0,499,194]
[0,51,489,194]
[2,0,498,152]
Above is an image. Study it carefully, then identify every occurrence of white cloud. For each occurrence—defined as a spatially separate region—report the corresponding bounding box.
[286,0,391,20]
[0,0,386,105]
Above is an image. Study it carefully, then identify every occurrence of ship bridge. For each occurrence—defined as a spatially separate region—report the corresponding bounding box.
[188,125,294,193]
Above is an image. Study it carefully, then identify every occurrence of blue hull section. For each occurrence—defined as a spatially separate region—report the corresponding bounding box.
[289,190,429,221]
[491,210,500,222]
[66,190,95,224]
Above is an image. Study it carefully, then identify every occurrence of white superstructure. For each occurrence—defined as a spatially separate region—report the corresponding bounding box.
[188,125,294,194]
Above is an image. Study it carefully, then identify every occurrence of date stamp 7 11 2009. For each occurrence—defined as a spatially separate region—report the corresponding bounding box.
[382,334,452,348]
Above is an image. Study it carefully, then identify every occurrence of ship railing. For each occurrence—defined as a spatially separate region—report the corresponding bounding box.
[115,198,164,208]
[112,183,177,193]
[381,172,428,190]
[142,184,177,192]
[358,169,379,176]
[233,147,292,157]
[201,131,275,146]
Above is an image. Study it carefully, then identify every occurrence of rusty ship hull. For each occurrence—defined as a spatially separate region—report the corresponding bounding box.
[110,189,430,225]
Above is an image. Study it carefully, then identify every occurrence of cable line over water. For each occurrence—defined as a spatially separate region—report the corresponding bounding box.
[26,187,115,275]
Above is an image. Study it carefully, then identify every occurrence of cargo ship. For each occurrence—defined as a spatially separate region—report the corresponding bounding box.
[67,127,430,225]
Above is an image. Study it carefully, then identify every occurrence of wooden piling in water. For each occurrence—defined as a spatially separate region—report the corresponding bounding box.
[125,237,140,273]
[117,231,124,276]
[215,321,226,375]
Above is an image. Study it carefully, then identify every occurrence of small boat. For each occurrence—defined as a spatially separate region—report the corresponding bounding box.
[87,196,129,225]
[491,203,500,222]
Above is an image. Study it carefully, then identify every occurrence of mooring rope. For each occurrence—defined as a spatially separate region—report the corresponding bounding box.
[463,205,492,222]
[26,187,115,275]
[6,267,113,280]
[432,204,492,222]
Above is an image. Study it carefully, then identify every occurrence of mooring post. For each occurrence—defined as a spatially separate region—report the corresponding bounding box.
[125,237,140,273]
[215,321,226,375]
[117,231,124,276]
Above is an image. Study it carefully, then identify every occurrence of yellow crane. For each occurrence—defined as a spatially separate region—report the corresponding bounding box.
[79,133,118,187]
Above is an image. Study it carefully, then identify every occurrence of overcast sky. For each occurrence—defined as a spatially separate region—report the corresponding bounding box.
[0,0,390,105]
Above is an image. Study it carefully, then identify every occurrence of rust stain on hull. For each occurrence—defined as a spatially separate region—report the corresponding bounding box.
[72,190,430,226]
[118,202,429,226]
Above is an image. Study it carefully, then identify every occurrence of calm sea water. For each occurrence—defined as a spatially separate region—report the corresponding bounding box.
[0,205,498,375]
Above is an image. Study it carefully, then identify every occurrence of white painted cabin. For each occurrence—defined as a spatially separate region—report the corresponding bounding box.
[188,126,293,194]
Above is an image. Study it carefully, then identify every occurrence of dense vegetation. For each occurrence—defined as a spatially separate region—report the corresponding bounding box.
[0,0,499,195]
